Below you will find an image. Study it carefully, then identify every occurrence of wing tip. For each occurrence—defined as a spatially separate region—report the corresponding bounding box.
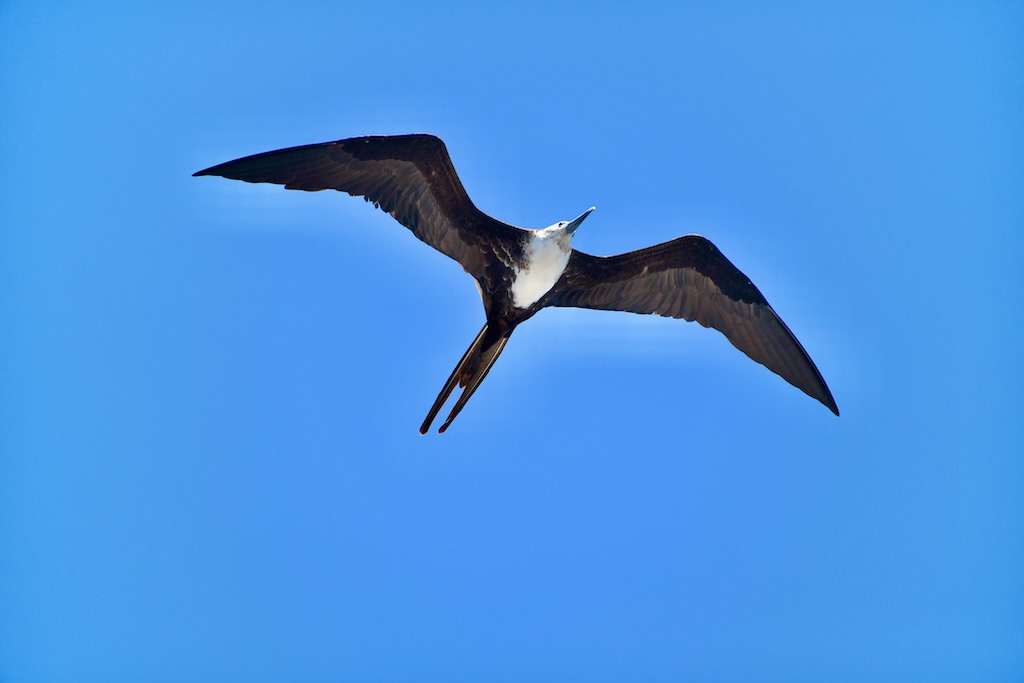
[815,384,840,416]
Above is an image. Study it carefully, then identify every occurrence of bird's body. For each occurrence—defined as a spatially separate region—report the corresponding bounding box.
[195,134,838,433]
[511,225,577,309]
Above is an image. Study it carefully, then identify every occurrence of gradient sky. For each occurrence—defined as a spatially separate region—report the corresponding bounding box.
[2,2,1022,681]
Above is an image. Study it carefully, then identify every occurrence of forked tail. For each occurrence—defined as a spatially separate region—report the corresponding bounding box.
[419,323,513,434]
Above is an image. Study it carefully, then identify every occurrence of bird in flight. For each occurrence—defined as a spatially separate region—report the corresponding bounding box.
[195,134,838,433]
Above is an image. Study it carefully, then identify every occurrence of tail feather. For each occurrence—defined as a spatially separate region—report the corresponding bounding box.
[419,323,513,434]
[438,334,510,434]
[419,324,489,435]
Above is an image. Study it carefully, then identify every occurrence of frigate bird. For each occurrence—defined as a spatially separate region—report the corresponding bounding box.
[194,134,838,433]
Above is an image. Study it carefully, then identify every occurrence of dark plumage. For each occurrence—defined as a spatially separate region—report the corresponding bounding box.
[195,133,838,433]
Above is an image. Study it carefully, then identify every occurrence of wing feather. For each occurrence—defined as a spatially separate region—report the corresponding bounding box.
[546,235,839,415]
[194,134,524,281]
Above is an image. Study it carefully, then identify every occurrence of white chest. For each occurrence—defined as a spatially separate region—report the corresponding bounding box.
[510,233,571,309]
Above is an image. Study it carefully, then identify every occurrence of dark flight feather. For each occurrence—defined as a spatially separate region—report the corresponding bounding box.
[544,235,839,415]
[194,134,524,283]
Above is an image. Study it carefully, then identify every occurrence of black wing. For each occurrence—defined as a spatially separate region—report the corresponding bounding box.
[194,134,524,282]
[544,235,839,415]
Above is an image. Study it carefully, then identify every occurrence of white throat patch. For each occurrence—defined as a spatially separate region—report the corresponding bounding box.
[511,229,571,309]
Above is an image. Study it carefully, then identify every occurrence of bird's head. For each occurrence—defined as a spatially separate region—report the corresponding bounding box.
[549,206,595,237]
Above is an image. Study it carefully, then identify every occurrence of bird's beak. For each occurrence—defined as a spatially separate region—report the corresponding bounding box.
[565,206,595,234]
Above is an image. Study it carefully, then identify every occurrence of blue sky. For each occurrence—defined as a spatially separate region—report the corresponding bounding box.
[1,1,1022,680]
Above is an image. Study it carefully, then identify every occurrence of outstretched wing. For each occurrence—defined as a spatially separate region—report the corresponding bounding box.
[194,134,524,282]
[544,235,839,415]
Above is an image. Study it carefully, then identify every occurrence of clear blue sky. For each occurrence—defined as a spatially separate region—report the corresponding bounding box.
[2,1,1022,680]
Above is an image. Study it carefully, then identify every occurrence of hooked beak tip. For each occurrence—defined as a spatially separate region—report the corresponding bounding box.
[566,206,595,234]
